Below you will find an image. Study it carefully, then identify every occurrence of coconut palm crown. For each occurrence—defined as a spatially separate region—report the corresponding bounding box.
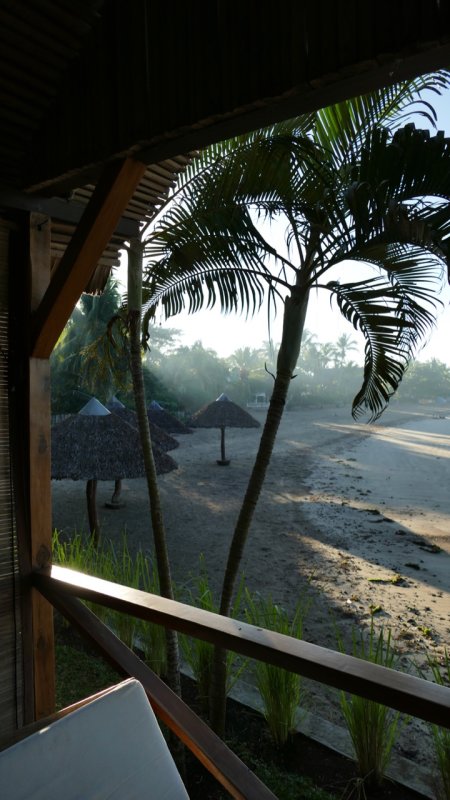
[140,73,450,732]
[143,77,450,422]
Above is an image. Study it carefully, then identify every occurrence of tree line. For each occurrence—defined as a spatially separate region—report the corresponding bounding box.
[51,291,450,414]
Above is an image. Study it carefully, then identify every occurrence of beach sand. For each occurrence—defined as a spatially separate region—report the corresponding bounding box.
[52,402,450,777]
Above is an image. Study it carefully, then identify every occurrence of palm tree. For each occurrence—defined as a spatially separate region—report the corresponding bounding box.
[124,238,182,707]
[51,279,129,410]
[142,73,450,731]
[332,333,359,368]
[227,346,266,402]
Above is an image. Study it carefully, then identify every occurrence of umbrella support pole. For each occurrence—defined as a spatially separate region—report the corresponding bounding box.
[105,479,126,509]
[86,479,100,546]
[217,426,230,466]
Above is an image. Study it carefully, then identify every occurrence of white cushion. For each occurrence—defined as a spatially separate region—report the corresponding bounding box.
[0,679,189,799]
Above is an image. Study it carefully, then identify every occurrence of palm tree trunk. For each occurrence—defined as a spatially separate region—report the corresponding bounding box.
[210,290,309,733]
[86,479,100,546]
[127,239,181,698]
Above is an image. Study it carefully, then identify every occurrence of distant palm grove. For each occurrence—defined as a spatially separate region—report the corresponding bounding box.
[51,283,450,415]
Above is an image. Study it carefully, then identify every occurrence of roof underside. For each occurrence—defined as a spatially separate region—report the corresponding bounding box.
[1,1,450,293]
[1,0,450,195]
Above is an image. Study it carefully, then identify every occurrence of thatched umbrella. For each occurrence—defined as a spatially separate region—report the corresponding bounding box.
[107,399,179,452]
[52,397,177,543]
[190,393,260,465]
[106,398,178,506]
[147,400,192,435]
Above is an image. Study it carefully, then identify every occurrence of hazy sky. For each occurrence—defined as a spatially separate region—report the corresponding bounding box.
[119,87,450,364]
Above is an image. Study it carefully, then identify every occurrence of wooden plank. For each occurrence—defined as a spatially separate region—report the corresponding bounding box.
[34,566,450,729]
[30,158,147,358]
[28,213,55,719]
[28,357,54,719]
[37,581,276,800]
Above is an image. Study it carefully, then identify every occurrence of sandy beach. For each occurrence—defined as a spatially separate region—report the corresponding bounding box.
[52,402,450,777]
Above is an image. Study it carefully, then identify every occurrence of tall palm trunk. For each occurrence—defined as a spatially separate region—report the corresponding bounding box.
[127,239,181,698]
[210,288,309,733]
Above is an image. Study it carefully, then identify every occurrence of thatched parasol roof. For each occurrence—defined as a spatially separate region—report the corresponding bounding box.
[52,398,177,480]
[190,394,260,430]
[107,401,179,452]
[147,401,192,435]
[190,394,260,466]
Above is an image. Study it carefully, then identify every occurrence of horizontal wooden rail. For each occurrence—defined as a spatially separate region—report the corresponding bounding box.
[35,573,276,800]
[33,566,450,729]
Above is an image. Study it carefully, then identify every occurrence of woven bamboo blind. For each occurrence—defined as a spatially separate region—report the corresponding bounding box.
[0,220,22,735]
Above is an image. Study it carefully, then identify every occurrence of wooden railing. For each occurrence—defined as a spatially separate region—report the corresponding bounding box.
[33,565,450,797]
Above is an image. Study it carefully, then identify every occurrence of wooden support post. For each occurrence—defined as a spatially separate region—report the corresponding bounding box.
[31,158,147,359]
[28,214,55,719]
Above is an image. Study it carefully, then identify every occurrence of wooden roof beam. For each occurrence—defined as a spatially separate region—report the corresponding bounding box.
[30,158,146,359]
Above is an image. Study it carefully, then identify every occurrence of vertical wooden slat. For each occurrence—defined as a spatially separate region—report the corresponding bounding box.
[29,214,55,718]
[0,219,24,734]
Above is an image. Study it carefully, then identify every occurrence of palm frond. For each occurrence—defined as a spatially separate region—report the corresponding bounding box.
[328,247,443,420]
[313,70,450,166]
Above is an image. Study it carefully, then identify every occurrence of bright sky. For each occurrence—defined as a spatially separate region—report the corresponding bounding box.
[118,88,450,364]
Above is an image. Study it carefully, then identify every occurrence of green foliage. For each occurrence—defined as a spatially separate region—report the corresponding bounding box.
[226,739,336,800]
[152,341,230,411]
[52,530,164,661]
[135,552,167,677]
[106,537,141,649]
[51,279,131,413]
[244,591,309,746]
[52,529,112,625]
[55,642,120,710]
[181,557,247,714]
[427,650,450,800]
[398,358,450,403]
[337,623,403,789]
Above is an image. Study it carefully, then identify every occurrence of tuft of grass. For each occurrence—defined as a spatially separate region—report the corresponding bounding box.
[245,590,309,747]
[105,536,141,649]
[181,557,247,714]
[427,650,450,800]
[52,529,111,624]
[135,552,167,677]
[53,529,166,658]
[337,622,403,790]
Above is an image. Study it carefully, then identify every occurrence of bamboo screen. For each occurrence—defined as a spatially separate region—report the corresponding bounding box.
[0,220,22,735]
